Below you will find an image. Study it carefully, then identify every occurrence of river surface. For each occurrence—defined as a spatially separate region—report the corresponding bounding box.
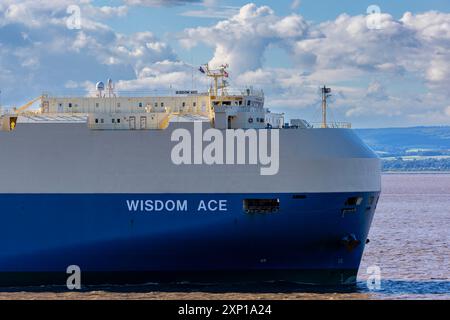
[0,174,449,300]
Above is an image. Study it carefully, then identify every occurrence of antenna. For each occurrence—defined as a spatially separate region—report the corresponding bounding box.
[321,86,331,128]
[107,79,115,97]
[191,53,194,91]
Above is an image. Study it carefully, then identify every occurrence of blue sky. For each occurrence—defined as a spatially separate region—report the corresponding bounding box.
[0,0,450,127]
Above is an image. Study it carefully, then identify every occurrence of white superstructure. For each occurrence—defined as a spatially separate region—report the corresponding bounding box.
[1,64,287,132]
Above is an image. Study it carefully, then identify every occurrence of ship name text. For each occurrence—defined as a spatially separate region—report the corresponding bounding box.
[126,199,228,213]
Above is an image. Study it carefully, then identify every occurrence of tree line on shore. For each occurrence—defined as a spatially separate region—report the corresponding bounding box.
[382,158,450,171]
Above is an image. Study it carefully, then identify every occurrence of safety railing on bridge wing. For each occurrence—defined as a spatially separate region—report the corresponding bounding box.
[285,122,352,129]
[308,122,352,129]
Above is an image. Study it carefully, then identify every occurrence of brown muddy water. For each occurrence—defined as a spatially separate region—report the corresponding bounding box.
[0,174,449,300]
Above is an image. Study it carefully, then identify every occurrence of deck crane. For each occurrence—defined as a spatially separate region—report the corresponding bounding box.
[13,96,42,114]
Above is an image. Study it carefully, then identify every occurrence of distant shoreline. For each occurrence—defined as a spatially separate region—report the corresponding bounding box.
[382,171,450,174]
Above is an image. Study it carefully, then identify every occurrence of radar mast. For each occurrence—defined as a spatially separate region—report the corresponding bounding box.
[321,86,332,128]
[200,64,229,97]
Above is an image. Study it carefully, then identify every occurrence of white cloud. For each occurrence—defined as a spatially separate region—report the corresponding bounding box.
[114,60,211,92]
[123,0,201,7]
[445,106,450,117]
[0,1,128,29]
[291,13,414,74]
[181,3,310,72]
[426,58,449,82]
[366,81,388,101]
[0,0,179,104]
[180,5,240,19]
[290,0,301,11]
[86,5,128,19]
[124,0,237,19]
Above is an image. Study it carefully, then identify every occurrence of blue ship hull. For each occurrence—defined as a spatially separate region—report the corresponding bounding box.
[0,192,379,286]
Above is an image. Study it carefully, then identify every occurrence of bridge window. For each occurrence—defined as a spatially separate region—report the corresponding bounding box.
[247,101,251,106]
[161,102,164,107]
[95,119,98,124]
[182,102,186,107]
[117,119,121,123]
[68,103,72,108]
[139,102,143,108]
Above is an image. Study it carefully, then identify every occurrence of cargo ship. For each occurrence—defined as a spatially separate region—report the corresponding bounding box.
[0,64,381,286]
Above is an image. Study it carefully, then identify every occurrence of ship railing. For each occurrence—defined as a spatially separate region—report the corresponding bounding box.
[211,88,264,98]
[41,88,265,99]
[42,90,210,98]
[307,122,352,129]
[238,88,264,97]
[18,113,88,123]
